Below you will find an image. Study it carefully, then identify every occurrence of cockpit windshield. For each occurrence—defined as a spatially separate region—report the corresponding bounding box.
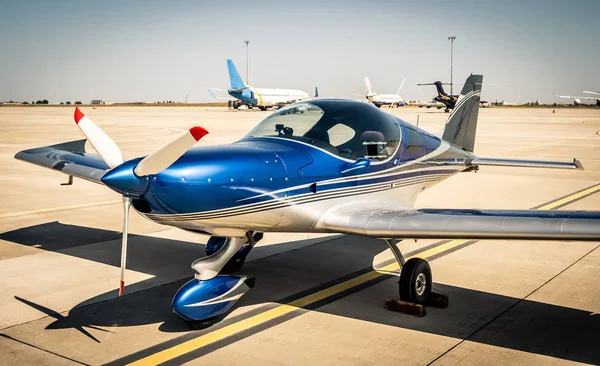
[244,100,401,160]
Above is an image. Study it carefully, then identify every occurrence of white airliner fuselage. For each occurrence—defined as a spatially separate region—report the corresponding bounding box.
[245,87,310,108]
[367,93,405,106]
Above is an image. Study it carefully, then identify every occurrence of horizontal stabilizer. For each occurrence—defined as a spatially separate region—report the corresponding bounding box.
[472,157,583,170]
[207,88,235,100]
[15,140,109,183]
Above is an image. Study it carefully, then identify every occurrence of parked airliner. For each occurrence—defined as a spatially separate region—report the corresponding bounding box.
[558,91,600,107]
[208,60,316,110]
[363,77,405,108]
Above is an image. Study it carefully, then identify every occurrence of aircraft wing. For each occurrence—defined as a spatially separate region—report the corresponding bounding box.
[319,207,600,240]
[14,139,109,184]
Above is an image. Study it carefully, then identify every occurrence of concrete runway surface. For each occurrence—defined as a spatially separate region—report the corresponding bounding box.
[0,106,599,365]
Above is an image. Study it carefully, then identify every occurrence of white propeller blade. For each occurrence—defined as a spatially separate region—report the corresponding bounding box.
[134,126,208,176]
[75,107,123,168]
[119,197,131,296]
[74,108,123,168]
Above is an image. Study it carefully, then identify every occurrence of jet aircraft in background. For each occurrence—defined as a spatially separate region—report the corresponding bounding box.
[363,77,405,108]
[208,60,317,111]
[417,81,459,112]
[558,91,600,107]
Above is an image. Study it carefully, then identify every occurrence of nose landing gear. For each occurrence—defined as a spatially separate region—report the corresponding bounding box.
[172,232,263,328]
[205,231,263,273]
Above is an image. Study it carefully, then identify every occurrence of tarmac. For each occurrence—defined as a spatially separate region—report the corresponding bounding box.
[0,105,599,365]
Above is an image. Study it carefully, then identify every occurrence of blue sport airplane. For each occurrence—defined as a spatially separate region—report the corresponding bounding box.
[15,74,600,328]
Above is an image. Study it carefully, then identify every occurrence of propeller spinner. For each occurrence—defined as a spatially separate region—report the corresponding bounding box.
[73,108,208,295]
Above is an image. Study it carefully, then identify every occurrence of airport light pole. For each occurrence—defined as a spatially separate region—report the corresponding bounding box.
[448,36,456,95]
[244,40,250,84]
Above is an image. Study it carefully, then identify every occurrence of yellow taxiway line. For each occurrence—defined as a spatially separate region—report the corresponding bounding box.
[129,183,600,366]
[537,184,600,210]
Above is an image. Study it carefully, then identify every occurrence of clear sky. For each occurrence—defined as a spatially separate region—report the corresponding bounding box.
[1,0,599,104]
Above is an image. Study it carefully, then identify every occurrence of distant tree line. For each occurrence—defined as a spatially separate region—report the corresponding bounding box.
[19,100,82,105]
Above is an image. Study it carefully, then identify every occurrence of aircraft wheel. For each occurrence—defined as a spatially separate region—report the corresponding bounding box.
[444,108,449,113]
[399,258,432,304]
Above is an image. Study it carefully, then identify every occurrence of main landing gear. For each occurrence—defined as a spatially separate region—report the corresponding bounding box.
[172,232,263,329]
[383,239,447,315]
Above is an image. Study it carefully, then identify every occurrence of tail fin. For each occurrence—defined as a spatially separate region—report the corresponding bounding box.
[434,81,447,96]
[226,59,246,90]
[441,74,483,152]
[314,86,319,98]
[365,77,376,96]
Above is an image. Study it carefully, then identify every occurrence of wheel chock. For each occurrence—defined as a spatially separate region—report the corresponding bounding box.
[425,292,449,308]
[384,298,426,317]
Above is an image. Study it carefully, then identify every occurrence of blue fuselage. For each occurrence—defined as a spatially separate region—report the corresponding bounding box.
[101,109,472,235]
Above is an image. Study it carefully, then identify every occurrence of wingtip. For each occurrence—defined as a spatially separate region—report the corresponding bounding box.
[189,126,209,141]
[74,107,84,124]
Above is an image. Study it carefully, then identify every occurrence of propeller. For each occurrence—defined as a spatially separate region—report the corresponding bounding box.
[73,108,208,296]
[134,126,208,176]
[74,108,123,168]
[387,76,407,113]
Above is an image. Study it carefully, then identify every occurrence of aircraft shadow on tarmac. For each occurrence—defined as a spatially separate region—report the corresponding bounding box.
[3,222,599,364]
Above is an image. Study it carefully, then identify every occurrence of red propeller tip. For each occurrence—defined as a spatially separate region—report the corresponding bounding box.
[74,107,85,124]
[189,126,209,141]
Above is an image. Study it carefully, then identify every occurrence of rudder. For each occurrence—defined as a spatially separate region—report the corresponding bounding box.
[365,77,376,96]
[441,74,483,152]
[227,59,246,90]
